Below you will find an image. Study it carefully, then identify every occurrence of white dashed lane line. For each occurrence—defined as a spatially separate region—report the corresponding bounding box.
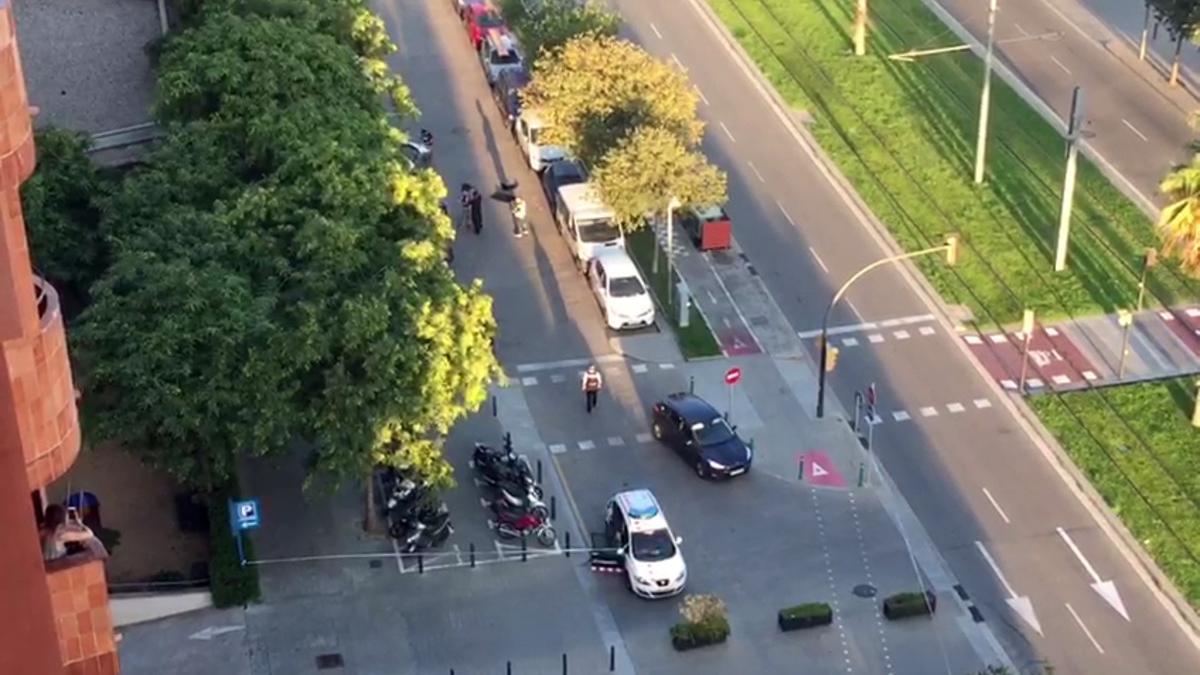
[649,22,662,39]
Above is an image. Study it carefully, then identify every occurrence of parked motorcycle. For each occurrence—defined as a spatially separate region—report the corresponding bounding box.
[485,480,549,519]
[386,478,433,516]
[471,442,523,472]
[489,501,556,547]
[390,500,453,550]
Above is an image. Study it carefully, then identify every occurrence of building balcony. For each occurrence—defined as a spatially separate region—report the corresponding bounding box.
[45,548,119,675]
[0,1,36,187]
[16,276,81,490]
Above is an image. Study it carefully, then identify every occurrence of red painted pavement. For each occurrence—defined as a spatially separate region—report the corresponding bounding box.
[797,451,846,488]
[961,326,1099,391]
[1157,307,1200,357]
[715,325,762,356]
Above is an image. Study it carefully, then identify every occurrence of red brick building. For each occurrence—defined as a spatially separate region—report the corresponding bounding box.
[0,3,119,673]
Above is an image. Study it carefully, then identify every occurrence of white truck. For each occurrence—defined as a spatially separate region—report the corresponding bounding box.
[553,182,624,269]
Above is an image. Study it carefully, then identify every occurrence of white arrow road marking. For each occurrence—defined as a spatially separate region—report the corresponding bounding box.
[189,625,245,641]
[975,541,1043,635]
[1056,526,1130,621]
[810,462,829,478]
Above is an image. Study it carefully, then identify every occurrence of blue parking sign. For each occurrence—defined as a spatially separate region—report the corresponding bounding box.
[231,499,260,531]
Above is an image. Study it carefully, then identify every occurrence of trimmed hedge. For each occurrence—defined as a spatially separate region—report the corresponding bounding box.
[777,602,833,631]
[670,616,730,651]
[207,486,260,608]
[882,591,936,620]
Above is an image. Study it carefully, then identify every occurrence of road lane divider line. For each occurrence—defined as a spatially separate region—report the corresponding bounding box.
[649,22,662,39]
[981,488,1011,524]
[719,120,736,142]
[777,200,796,226]
[1066,602,1106,654]
[808,246,829,273]
[747,160,765,182]
[1050,55,1071,75]
[694,85,709,106]
[975,541,1043,635]
[1013,23,1029,37]
[1057,526,1132,621]
[670,52,683,69]
[1122,118,1149,142]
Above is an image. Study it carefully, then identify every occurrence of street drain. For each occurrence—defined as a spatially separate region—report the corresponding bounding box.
[316,653,345,669]
[852,584,877,598]
[369,559,382,569]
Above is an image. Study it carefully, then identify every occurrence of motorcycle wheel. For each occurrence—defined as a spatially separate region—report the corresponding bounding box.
[388,522,406,540]
[537,525,557,547]
[530,484,544,500]
[530,503,550,520]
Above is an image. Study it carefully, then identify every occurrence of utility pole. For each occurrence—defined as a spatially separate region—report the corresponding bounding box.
[1018,309,1036,392]
[1118,248,1158,379]
[1055,86,1084,272]
[974,0,998,185]
[853,0,869,56]
[1139,3,1150,61]
[665,197,681,307]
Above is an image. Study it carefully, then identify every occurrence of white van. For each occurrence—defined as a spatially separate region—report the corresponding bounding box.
[588,249,655,331]
[553,182,624,268]
[514,109,566,173]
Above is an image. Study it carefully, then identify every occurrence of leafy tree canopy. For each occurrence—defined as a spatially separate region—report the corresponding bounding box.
[1150,0,1200,42]
[1158,154,1200,276]
[592,126,727,226]
[20,128,111,297]
[500,0,620,65]
[524,34,704,167]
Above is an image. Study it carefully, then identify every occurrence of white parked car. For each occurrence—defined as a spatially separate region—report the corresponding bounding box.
[604,489,686,599]
[587,249,655,331]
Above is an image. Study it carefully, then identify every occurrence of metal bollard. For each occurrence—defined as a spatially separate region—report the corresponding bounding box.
[505,431,512,450]
[469,542,476,568]
[417,553,424,574]
[521,539,528,562]
[550,495,557,521]
[537,460,543,484]
[507,662,512,675]
[689,376,695,395]
[492,395,497,416]
[609,645,615,671]
[565,530,571,557]
[857,463,866,488]
[562,653,568,675]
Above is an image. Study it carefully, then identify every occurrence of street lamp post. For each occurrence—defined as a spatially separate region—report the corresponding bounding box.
[816,235,960,418]
[1117,248,1158,379]
[973,0,998,185]
[665,196,682,308]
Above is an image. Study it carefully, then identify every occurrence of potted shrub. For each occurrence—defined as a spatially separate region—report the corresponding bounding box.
[777,602,833,631]
[670,594,730,651]
[882,590,937,620]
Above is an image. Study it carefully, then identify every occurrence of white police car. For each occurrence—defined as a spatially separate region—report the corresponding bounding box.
[603,489,686,599]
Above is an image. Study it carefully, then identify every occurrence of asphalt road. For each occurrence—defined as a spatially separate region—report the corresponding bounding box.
[608,0,1200,673]
[922,0,1196,212]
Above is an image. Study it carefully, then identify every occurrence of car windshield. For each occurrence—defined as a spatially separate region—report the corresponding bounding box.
[529,126,542,144]
[578,219,621,243]
[478,12,504,27]
[609,276,644,298]
[490,50,521,66]
[630,529,676,562]
[693,417,735,445]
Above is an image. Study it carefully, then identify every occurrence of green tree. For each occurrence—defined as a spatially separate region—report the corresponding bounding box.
[20,128,111,299]
[591,126,727,226]
[524,34,704,166]
[1149,0,1200,85]
[500,0,620,64]
[1158,154,1200,276]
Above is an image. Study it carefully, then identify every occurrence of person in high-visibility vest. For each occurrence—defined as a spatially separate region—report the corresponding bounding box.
[582,364,603,413]
[511,195,528,237]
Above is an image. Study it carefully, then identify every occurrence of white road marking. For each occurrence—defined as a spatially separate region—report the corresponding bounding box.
[747,160,765,183]
[1000,379,1018,390]
[982,488,1011,524]
[723,317,733,328]
[1082,370,1098,381]
[796,313,935,339]
[947,402,966,413]
[671,53,684,69]
[719,121,736,142]
[964,334,983,345]
[607,436,625,447]
[694,85,709,106]
[868,334,884,344]
[893,330,911,340]
[548,443,567,454]
[659,363,676,369]
[1027,378,1044,388]
[841,337,859,347]
[974,398,992,409]
[1050,55,1071,75]
[632,363,648,374]
[988,333,1008,343]
[1052,374,1071,385]
[649,22,663,39]
[919,325,936,336]
[1013,22,1029,37]
[845,299,862,320]
[578,440,595,451]
[516,354,624,373]
[1122,118,1148,142]
[920,406,939,417]
[975,541,1043,635]
[635,432,653,443]
[1066,603,1105,654]
[1045,326,1060,336]
[391,537,405,574]
[706,289,719,304]
[550,374,566,384]
[892,410,911,421]
[521,376,538,386]
[1057,526,1132,621]
[777,201,796,226]
[809,246,829,272]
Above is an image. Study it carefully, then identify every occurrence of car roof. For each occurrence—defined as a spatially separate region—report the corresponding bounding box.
[549,159,587,179]
[613,489,670,532]
[591,248,640,277]
[664,393,721,421]
[484,29,519,56]
[557,182,614,221]
[498,68,531,88]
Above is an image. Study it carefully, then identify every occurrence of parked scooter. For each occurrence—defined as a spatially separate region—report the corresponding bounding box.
[390,499,452,548]
[485,480,549,520]
[386,477,431,515]
[489,501,556,547]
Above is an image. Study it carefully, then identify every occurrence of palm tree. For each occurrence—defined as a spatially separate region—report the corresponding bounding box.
[1158,155,1200,276]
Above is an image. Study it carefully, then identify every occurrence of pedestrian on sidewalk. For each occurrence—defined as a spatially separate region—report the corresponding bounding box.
[582,364,603,413]
[469,186,484,235]
[458,184,473,232]
[511,194,528,237]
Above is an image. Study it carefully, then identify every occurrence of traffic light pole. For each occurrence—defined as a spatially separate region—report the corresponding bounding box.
[816,239,959,418]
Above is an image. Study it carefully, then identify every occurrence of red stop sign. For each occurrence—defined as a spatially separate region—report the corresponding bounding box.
[724,367,742,385]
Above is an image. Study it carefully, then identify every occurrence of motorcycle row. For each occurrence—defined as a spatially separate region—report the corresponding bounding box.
[382,468,455,554]
[472,439,558,548]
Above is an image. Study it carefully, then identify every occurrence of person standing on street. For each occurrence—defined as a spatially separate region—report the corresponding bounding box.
[511,194,528,237]
[470,186,484,235]
[582,364,603,413]
[458,184,473,232]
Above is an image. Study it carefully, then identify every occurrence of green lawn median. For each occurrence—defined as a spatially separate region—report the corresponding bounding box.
[626,229,723,359]
[1030,381,1200,607]
[706,0,1200,327]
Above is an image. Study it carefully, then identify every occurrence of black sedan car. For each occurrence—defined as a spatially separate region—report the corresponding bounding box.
[651,393,752,479]
[540,158,588,211]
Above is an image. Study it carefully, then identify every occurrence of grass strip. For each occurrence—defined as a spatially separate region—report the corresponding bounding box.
[627,229,723,359]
